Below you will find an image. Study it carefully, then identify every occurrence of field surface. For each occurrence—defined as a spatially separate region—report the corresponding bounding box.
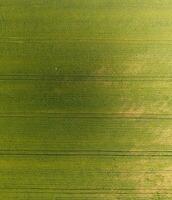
[1,0,172,199]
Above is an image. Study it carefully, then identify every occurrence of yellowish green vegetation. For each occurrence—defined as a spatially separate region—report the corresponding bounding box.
[0,0,172,199]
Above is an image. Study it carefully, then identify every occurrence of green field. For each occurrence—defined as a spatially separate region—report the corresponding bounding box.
[1,0,172,199]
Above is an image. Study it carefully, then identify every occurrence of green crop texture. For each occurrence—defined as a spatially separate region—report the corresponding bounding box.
[0,0,172,199]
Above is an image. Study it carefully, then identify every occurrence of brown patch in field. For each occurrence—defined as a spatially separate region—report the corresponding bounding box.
[135,165,172,198]
[118,106,145,117]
